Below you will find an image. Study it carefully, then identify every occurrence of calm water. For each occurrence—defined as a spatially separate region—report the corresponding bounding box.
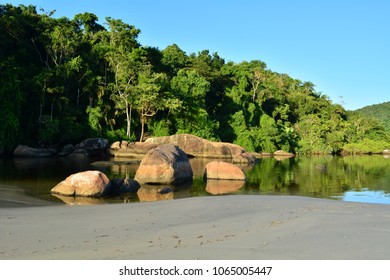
[1,155,390,206]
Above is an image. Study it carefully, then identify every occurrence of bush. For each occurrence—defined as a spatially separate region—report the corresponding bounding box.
[149,119,171,137]
[343,139,390,154]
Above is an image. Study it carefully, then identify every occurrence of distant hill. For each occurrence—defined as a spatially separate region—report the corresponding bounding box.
[355,101,390,132]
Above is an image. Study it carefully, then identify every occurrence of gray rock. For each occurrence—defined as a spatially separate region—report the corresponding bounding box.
[76,138,109,156]
[107,178,140,195]
[13,145,57,157]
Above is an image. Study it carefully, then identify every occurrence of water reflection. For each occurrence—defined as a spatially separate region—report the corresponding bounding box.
[244,155,390,203]
[51,193,106,205]
[205,180,245,195]
[1,155,390,206]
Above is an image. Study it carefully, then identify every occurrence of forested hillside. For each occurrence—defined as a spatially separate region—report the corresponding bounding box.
[355,102,390,133]
[1,4,389,155]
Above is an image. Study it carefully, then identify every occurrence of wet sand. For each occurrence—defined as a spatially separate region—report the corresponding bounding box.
[1,195,390,260]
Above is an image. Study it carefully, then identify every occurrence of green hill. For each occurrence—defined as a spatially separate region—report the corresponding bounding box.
[355,102,390,133]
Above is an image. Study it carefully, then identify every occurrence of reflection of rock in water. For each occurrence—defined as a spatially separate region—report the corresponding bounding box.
[51,193,105,205]
[273,150,295,161]
[206,180,245,195]
[90,160,140,177]
[315,164,327,172]
[137,185,174,202]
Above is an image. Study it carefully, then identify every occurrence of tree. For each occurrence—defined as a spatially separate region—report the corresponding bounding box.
[161,44,188,77]
[170,69,218,139]
[0,57,22,152]
[134,68,170,142]
[1,3,389,154]
[104,17,141,138]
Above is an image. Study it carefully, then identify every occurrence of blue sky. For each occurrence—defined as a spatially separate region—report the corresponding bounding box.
[5,0,390,110]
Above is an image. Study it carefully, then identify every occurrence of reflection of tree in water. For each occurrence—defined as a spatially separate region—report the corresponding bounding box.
[245,156,390,199]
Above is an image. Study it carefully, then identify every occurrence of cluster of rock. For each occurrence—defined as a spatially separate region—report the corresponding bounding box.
[50,170,140,198]
[108,141,158,158]
[14,138,109,158]
[13,134,295,163]
[51,143,249,202]
[110,134,257,163]
[11,133,296,202]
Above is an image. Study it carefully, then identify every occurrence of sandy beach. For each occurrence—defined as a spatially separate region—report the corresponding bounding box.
[1,195,390,260]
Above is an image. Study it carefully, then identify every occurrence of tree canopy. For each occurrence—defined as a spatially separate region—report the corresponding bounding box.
[1,4,389,155]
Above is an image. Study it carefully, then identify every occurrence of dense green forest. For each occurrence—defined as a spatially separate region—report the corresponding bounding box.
[355,102,390,133]
[1,4,389,155]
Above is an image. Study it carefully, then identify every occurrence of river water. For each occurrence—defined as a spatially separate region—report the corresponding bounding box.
[1,155,390,206]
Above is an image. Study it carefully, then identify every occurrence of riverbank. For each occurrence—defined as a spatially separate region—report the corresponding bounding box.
[0,184,58,208]
[1,195,390,259]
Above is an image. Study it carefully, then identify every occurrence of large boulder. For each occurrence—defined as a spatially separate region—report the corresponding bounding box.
[145,134,257,163]
[134,144,193,184]
[75,138,109,156]
[13,145,57,157]
[50,170,110,197]
[204,161,246,181]
[108,141,158,158]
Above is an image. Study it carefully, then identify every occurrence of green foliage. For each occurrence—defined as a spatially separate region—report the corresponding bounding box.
[355,102,390,133]
[257,114,279,152]
[149,119,171,137]
[105,128,136,143]
[38,116,59,145]
[86,105,103,133]
[343,139,390,154]
[1,3,389,155]
[0,58,22,152]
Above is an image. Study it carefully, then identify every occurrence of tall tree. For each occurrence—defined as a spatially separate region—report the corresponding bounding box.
[104,17,141,138]
[133,68,171,142]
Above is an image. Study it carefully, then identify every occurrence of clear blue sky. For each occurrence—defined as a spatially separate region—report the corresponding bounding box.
[5,0,390,110]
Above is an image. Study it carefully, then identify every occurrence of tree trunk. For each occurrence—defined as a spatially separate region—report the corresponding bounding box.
[139,113,145,142]
[77,88,80,110]
[50,99,54,121]
[125,101,132,138]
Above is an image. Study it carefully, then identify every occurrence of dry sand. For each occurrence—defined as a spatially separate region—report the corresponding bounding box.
[1,195,390,260]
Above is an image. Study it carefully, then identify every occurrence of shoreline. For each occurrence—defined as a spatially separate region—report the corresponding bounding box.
[1,195,390,260]
[0,184,59,208]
